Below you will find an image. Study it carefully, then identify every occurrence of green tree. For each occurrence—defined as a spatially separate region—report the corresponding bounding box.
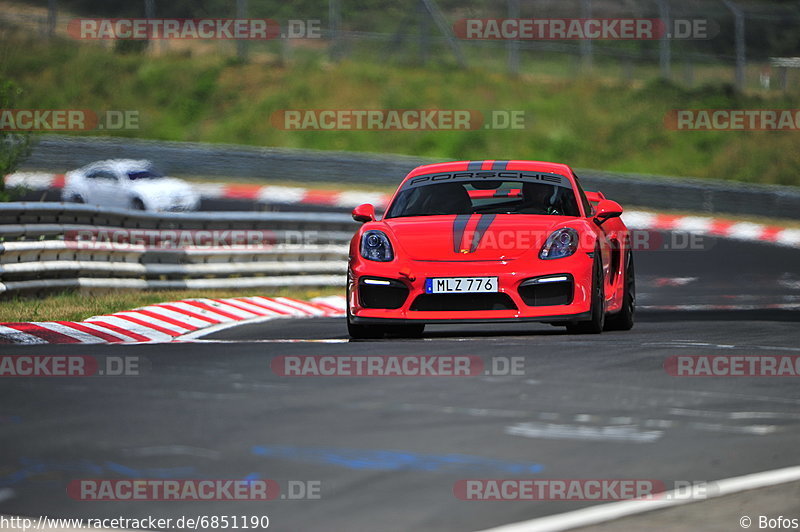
[0,79,33,201]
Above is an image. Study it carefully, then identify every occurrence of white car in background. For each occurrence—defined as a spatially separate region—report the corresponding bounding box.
[62,159,200,212]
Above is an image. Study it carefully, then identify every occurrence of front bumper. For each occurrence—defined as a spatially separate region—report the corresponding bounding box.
[348,253,594,324]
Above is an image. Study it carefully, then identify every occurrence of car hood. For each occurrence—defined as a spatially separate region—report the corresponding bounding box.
[382,214,567,261]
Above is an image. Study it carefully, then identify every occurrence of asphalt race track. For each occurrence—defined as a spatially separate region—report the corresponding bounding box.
[1,235,799,531]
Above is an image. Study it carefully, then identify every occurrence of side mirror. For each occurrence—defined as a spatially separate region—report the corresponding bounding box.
[593,199,623,226]
[352,203,376,223]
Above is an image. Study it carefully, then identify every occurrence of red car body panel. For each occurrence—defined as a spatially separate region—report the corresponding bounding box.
[347,160,630,325]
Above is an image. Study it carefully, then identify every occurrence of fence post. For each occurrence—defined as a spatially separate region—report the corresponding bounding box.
[656,0,671,79]
[623,57,634,84]
[507,0,519,75]
[580,0,592,71]
[47,0,57,37]
[329,0,341,61]
[420,0,467,68]
[722,0,745,91]
[236,0,248,61]
[419,0,429,65]
[683,59,694,87]
[144,0,156,53]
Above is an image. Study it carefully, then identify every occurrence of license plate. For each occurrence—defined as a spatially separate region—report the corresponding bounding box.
[425,277,498,294]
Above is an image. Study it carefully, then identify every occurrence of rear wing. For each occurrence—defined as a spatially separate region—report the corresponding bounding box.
[468,189,521,200]
[584,191,606,205]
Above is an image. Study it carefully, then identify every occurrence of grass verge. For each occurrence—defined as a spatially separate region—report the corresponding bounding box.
[3,34,800,186]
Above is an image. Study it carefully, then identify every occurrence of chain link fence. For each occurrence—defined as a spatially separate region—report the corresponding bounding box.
[12,0,800,92]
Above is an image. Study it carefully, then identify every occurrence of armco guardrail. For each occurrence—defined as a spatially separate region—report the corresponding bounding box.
[17,135,800,220]
[0,202,356,295]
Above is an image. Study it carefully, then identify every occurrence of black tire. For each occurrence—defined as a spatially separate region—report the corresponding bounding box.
[566,249,605,334]
[131,198,146,210]
[604,250,635,331]
[67,194,84,203]
[346,308,386,339]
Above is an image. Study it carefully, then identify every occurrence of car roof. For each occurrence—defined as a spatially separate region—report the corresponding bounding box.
[78,159,155,173]
[403,160,576,184]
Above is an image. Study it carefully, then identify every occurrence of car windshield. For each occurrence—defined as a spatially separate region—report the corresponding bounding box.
[385,179,581,218]
[127,169,163,180]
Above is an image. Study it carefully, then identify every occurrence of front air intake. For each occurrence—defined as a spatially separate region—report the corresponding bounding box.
[410,293,517,311]
[358,278,409,309]
[518,275,573,306]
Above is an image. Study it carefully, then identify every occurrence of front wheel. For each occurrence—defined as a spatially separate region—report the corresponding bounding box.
[347,321,384,339]
[566,250,605,334]
[347,308,386,339]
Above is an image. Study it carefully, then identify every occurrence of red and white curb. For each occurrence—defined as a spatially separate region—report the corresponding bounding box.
[192,182,391,210]
[0,295,347,345]
[4,173,392,210]
[622,211,800,248]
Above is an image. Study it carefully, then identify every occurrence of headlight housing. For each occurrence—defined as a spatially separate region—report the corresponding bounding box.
[361,230,394,261]
[539,228,579,260]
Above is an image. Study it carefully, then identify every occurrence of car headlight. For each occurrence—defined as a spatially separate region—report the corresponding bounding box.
[539,228,579,260]
[361,230,394,262]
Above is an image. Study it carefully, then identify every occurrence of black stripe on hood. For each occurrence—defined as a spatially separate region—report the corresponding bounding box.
[469,214,496,252]
[452,214,471,253]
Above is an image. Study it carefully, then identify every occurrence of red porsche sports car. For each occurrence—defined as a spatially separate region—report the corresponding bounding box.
[347,160,635,338]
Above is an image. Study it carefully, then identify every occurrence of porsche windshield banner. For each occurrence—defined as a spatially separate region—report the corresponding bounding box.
[402,171,570,190]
